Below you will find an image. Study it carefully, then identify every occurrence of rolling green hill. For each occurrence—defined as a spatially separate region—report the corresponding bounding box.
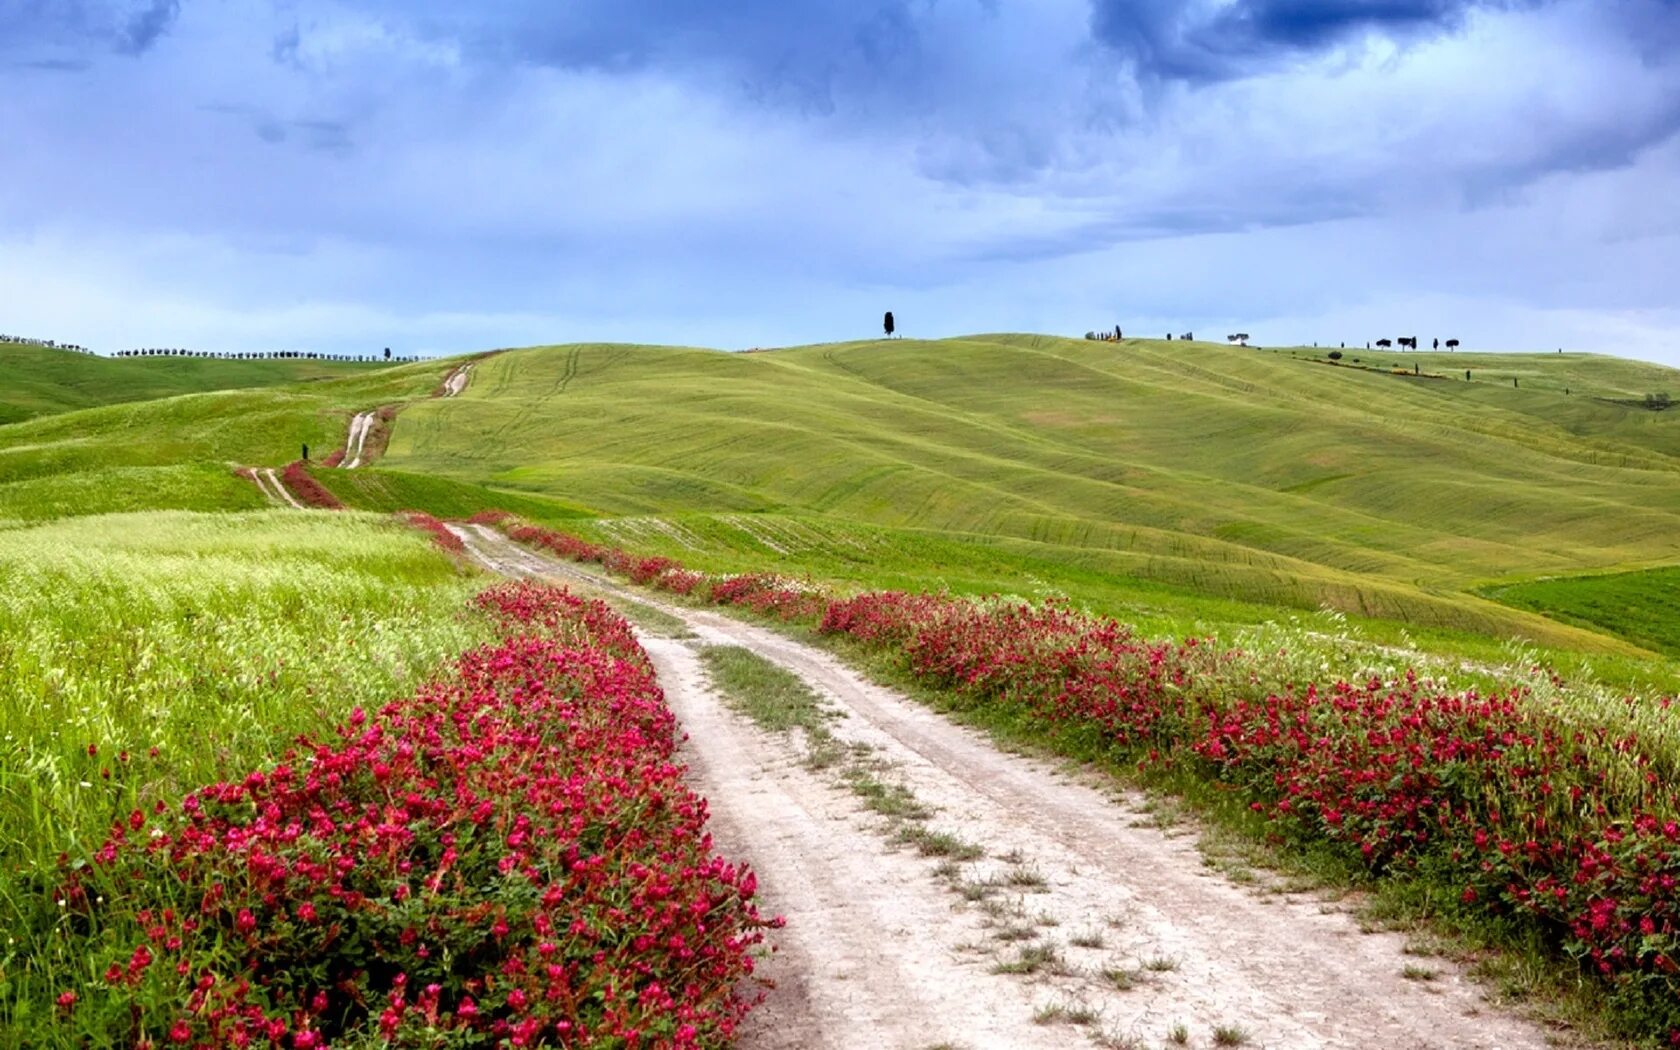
[0,357,460,520]
[373,336,1680,648]
[0,343,395,424]
[5,333,1680,660]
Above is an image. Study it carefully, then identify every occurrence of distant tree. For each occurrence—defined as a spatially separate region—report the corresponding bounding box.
[1446,339,1460,350]
[1433,337,1439,350]
[384,346,392,361]
[883,311,895,338]
[1328,350,1343,361]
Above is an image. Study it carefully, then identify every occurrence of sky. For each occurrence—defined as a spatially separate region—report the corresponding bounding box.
[1,0,1678,363]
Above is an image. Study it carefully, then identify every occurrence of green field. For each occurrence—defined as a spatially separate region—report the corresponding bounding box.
[9,336,1680,660]
[0,510,493,1023]
[0,344,397,425]
[6,335,1680,1042]
[369,336,1680,652]
[0,357,468,520]
[1486,567,1680,659]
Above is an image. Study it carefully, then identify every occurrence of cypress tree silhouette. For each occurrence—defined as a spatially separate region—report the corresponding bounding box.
[883,311,895,338]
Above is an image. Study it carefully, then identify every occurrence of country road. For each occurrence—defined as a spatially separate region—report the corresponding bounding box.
[447,522,1563,1050]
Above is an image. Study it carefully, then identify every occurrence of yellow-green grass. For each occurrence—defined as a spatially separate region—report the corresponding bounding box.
[1267,345,1680,400]
[0,510,496,1019]
[379,337,1680,652]
[0,357,474,519]
[1,344,396,425]
[308,466,593,525]
[0,465,267,523]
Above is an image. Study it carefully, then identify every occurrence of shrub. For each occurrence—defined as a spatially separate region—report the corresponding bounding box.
[400,510,464,552]
[281,461,345,510]
[53,582,775,1048]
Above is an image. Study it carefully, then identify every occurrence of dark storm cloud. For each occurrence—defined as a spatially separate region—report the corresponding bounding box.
[1091,0,1544,81]
[357,0,946,116]
[0,0,182,57]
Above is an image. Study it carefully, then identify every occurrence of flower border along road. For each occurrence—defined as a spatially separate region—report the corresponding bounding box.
[52,581,776,1049]
[471,510,1680,1045]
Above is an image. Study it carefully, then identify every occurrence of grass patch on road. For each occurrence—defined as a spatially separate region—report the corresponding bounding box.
[698,645,835,736]
[606,596,694,638]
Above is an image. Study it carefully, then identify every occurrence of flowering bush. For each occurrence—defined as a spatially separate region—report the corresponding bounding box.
[478,516,1680,1039]
[281,461,345,511]
[821,591,1680,1038]
[54,581,774,1048]
[483,518,823,624]
[400,511,465,553]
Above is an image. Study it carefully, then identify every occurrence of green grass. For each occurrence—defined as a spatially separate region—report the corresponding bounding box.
[0,510,495,1025]
[375,337,1680,655]
[0,356,473,520]
[697,644,834,735]
[1485,567,1680,658]
[308,466,593,526]
[0,344,396,425]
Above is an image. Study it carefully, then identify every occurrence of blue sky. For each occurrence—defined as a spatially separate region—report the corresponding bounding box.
[2,0,1678,362]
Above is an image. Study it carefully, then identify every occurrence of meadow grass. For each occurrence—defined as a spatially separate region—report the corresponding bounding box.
[0,464,267,522]
[0,356,467,509]
[0,511,495,1024]
[308,465,593,525]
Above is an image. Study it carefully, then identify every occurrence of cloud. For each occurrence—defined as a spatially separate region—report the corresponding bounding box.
[1,0,1678,364]
[0,0,182,58]
[1090,0,1549,82]
[115,0,180,55]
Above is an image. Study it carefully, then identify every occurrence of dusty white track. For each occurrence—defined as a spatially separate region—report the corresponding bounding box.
[448,522,1561,1050]
[343,412,376,468]
[252,468,303,509]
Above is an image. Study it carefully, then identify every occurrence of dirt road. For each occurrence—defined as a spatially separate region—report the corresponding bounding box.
[448,522,1562,1050]
[252,467,303,509]
[343,411,376,468]
[442,364,471,397]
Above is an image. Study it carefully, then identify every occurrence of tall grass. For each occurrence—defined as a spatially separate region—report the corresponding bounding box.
[0,511,494,1030]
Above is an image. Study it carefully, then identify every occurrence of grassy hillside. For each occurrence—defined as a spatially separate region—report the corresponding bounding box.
[0,358,463,520]
[378,336,1680,648]
[7,333,1679,657]
[1,344,395,424]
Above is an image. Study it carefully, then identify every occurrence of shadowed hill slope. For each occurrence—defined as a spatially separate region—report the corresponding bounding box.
[1,344,396,424]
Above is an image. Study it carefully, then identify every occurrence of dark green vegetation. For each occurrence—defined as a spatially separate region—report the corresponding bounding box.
[0,344,390,424]
[1486,567,1680,659]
